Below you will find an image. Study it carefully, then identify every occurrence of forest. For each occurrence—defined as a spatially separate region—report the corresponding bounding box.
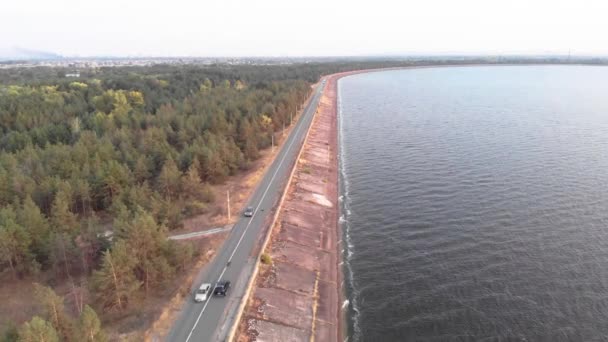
[0,62,323,340]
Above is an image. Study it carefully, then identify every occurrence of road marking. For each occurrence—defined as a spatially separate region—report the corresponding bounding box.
[184,87,323,342]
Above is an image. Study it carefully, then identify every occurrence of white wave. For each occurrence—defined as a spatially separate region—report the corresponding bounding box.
[338,78,361,342]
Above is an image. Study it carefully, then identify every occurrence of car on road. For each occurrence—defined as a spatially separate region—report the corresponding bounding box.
[214,281,231,296]
[194,283,211,302]
[243,206,254,217]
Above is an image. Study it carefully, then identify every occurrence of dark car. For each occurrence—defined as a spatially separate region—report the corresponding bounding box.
[214,281,231,296]
[243,206,254,217]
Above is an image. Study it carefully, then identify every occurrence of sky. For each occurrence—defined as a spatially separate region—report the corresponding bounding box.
[2,0,608,57]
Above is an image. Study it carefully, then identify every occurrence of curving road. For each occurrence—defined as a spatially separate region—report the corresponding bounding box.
[167,79,326,342]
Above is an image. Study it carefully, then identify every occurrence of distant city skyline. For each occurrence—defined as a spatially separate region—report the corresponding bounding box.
[3,0,608,58]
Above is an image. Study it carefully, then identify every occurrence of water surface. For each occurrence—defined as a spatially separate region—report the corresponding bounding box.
[339,66,608,341]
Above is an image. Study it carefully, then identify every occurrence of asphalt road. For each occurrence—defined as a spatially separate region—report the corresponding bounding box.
[167,79,326,342]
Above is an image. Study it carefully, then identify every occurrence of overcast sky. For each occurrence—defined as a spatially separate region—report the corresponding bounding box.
[2,0,608,57]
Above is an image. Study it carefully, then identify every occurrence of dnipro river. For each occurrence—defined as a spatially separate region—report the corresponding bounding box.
[338,66,608,341]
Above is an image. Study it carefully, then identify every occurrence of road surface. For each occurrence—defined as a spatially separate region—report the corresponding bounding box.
[167,79,326,342]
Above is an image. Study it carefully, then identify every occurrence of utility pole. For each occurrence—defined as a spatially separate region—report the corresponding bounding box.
[291,111,293,125]
[271,134,274,151]
[227,189,231,221]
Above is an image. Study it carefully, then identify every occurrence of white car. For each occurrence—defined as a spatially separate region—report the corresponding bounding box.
[194,283,211,302]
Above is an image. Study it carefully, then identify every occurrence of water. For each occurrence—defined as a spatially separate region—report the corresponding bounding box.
[338,66,608,341]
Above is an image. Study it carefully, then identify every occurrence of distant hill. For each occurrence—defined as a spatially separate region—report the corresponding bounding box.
[0,47,63,61]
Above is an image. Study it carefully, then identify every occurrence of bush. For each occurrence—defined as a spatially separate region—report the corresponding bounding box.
[260,253,272,265]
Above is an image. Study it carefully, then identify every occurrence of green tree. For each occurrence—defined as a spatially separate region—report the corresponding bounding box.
[0,207,36,277]
[238,119,258,160]
[101,160,131,206]
[200,78,212,91]
[157,157,181,198]
[91,240,141,312]
[72,179,91,215]
[17,316,58,342]
[133,155,152,184]
[181,158,204,199]
[48,233,77,280]
[168,240,195,271]
[50,189,78,235]
[76,306,107,342]
[33,284,73,342]
[18,197,51,262]
[115,209,172,295]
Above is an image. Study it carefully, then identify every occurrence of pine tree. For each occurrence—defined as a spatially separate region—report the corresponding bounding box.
[91,240,141,311]
[78,216,107,275]
[157,157,181,198]
[141,256,174,294]
[18,197,51,262]
[17,316,58,342]
[207,151,227,184]
[76,306,107,342]
[115,209,172,295]
[169,240,195,271]
[50,189,78,235]
[0,168,13,206]
[181,158,204,199]
[0,207,36,277]
[72,179,91,215]
[101,160,131,206]
[238,119,258,160]
[48,233,77,280]
[33,284,73,342]
[133,155,152,184]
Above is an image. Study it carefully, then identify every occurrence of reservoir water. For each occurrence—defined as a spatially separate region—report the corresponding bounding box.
[338,66,608,341]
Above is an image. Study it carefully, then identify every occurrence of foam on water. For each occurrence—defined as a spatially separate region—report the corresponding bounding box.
[338,78,362,341]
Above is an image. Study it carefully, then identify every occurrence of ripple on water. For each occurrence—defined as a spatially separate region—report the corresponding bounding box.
[339,66,608,341]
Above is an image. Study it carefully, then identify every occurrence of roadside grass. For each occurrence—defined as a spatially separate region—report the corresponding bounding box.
[260,253,272,265]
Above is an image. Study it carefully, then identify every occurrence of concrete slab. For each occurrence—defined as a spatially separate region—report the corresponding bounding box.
[255,287,313,330]
[253,320,310,342]
[279,223,320,248]
[273,261,316,294]
[316,280,338,324]
[314,319,335,342]
[278,241,320,271]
